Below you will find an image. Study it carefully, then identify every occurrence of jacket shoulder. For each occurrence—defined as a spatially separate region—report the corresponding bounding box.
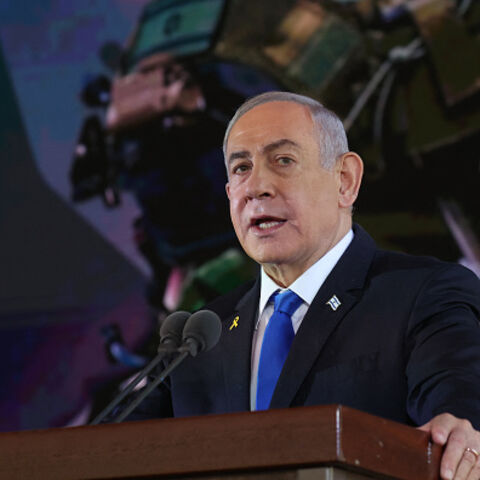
[373,247,469,274]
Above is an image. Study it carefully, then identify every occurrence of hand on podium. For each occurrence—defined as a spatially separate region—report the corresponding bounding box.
[419,413,480,480]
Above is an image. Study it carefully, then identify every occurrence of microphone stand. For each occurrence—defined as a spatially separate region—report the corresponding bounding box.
[91,310,191,425]
[109,309,221,423]
[112,351,189,423]
[90,346,176,425]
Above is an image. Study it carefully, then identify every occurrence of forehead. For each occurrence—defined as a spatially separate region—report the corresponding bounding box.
[226,101,316,153]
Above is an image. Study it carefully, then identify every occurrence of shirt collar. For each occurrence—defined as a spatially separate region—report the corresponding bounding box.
[259,229,354,313]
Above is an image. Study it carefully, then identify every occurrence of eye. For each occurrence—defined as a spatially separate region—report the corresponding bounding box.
[276,156,294,166]
[231,162,251,175]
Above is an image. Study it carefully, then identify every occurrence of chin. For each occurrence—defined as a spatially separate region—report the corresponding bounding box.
[247,246,292,267]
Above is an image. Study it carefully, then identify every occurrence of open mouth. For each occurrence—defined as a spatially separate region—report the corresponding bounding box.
[251,216,287,231]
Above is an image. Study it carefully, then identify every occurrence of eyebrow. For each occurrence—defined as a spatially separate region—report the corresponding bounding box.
[262,138,300,155]
[227,138,300,166]
[227,150,251,166]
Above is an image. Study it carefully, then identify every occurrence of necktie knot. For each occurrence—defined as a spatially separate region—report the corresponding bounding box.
[273,290,303,317]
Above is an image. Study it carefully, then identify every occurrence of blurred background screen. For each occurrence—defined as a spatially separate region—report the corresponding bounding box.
[1,0,479,431]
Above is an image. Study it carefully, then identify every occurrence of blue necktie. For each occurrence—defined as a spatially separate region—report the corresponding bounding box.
[256,290,303,410]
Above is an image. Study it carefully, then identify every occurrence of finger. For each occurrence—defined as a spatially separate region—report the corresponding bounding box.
[440,423,470,480]
[466,454,480,480]
[419,413,457,446]
[418,420,433,433]
[454,448,478,480]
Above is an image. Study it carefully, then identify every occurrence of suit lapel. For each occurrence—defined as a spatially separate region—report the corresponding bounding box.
[221,278,260,412]
[270,225,377,409]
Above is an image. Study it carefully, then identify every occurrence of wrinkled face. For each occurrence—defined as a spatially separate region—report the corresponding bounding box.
[225,101,347,282]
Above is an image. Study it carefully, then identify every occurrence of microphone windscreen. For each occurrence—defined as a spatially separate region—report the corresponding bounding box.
[159,311,191,348]
[182,310,222,353]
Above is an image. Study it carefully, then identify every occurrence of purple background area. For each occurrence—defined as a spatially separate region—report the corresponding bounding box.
[0,0,149,274]
[0,0,154,431]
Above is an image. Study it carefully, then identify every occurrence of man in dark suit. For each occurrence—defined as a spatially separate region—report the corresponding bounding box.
[133,92,480,480]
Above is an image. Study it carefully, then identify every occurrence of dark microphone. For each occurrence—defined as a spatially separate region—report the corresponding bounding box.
[90,311,190,425]
[179,309,223,356]
[112,310,222,423]
[159,310,192,350]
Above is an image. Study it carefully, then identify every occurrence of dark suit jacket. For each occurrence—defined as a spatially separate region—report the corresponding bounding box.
[130,225,480,428]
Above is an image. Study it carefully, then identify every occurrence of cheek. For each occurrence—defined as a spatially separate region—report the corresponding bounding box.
[228,198,242,230]
[304,180,338,210]
[229,187,246,210]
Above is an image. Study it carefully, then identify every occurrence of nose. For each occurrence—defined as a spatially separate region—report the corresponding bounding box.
[244,162,275,201]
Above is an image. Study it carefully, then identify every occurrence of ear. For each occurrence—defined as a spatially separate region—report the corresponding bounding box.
[337,152,363,208]
[225,182,231,200]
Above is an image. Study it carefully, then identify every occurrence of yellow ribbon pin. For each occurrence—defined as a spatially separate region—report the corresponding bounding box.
[229,315,239,330]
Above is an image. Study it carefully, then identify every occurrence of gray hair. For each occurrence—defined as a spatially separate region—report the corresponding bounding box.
[223,91,349,170]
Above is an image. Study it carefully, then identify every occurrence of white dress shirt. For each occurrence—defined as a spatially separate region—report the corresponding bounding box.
[250,229,354,410]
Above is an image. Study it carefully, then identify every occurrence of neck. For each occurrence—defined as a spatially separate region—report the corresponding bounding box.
[262,264,304,288]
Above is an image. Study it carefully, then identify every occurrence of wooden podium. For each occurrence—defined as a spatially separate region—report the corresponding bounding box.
[0,405,441,479]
